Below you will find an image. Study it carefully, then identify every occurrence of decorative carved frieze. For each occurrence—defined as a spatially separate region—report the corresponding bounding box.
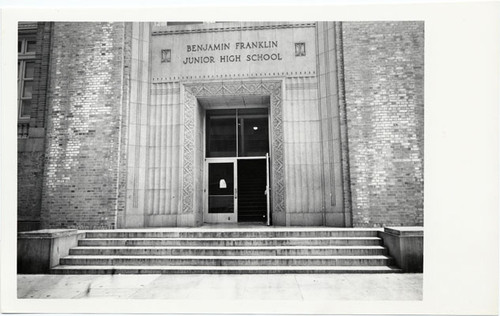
[181,88,196,214]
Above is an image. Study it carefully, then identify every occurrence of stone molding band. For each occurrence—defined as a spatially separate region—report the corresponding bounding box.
[153,23,316,36]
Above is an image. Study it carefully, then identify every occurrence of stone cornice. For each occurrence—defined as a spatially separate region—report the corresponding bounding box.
[152,22,316,36]
[18,22,39,34]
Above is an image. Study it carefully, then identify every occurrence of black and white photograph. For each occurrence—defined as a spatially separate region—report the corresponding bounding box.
[16,19,424,296]
[1,2,499,316]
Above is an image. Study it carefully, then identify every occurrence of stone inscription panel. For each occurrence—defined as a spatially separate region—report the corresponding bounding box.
[152,23,316,80]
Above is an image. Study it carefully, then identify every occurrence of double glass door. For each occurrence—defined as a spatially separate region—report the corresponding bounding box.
[204,108,270,224]
[204,157,270,224]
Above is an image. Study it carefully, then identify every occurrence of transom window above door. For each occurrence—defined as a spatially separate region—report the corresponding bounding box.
[206,108,269,158]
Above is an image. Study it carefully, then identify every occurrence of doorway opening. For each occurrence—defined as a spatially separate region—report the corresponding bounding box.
[237,159,267,223]
[205,157,269,224]
[203,105,270,225]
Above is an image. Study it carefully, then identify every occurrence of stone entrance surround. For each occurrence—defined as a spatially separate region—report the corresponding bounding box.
[182,81,286,225]
[122,76,351,228]
[122,79,286,228]
[120,22,351,228]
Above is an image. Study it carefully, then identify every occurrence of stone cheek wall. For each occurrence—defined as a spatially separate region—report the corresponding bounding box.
[18,22,52,231]
[41,22,127,229]
[342,22,424,227]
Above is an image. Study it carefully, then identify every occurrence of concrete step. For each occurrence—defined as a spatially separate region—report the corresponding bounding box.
[52,229,397,275]
[78,237,383,247]
[69,245,388,256]
[60,255,393,266]
[51,265,402,274]
[84,229,380,239]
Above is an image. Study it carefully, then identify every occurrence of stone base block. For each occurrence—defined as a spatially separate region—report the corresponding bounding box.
[379,226,423,272]
[272,211,286,226]
[177,214,199,227]
[18,229,84,274]
[122,214,143,228]
[290,213,324,226]
[326,212,347,227]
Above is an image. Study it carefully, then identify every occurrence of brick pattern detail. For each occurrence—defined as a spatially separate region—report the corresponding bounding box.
[18,152,44,221]
[41,22,126,229]
[17,22,52,230]
[342,22,424,227]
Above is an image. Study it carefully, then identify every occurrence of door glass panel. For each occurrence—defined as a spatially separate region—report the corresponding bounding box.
[24,62,35,79]
[206,108,269,157]
[208,163,234,213]
[237,159,267,222]
[206,110,236,157]
[22,81,33,98]
[26,40,36,53]
[238,116,269,157]
[20,99,31,117]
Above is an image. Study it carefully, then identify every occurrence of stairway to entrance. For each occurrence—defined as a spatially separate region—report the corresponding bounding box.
[51,228,402,274]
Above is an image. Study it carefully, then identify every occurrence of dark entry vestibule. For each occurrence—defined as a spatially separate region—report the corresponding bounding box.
[205,108,270,224]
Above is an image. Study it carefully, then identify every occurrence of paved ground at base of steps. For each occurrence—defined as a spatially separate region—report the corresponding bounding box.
[18,273,422,300]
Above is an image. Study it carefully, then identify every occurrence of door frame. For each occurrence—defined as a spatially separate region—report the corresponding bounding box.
[204,158,238,223]
[203,156,269,224]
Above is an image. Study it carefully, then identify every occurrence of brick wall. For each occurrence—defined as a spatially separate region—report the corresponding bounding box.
[342,21,424,227]
[18,22,52,231]
[41,22,127,229]
[18,152,44,231]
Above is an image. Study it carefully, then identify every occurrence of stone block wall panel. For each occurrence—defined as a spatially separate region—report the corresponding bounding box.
[315,21,353,227]
[283,76,323,223]
[121,23,152,228]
